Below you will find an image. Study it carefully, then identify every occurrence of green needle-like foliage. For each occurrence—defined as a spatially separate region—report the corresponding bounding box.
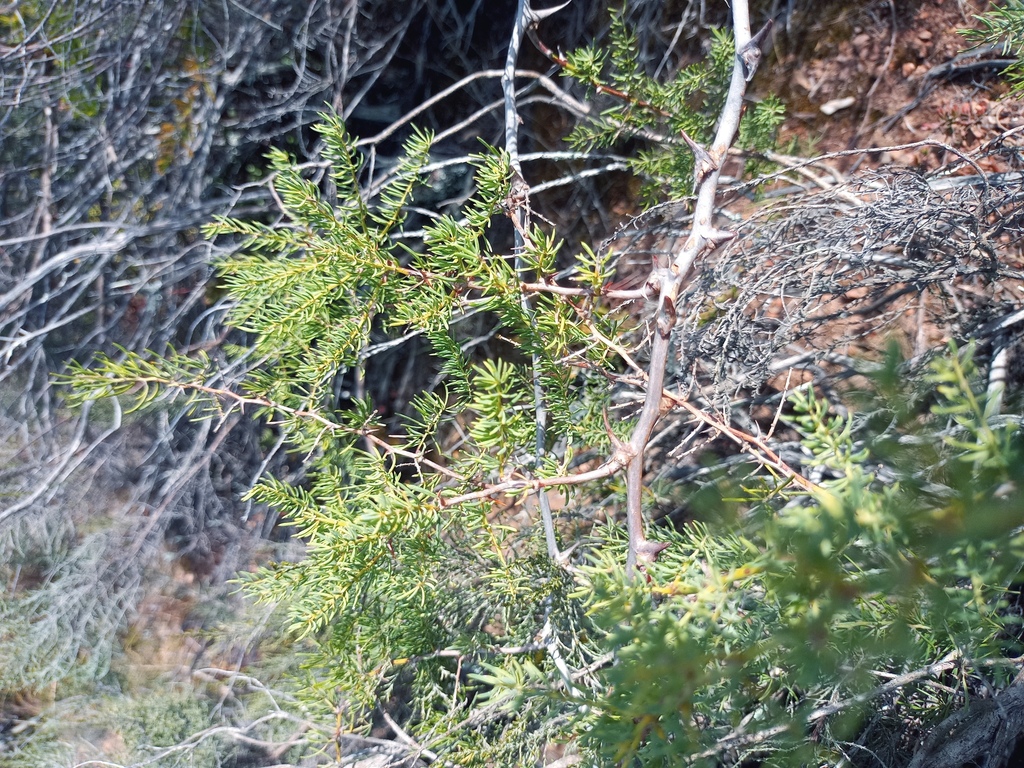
[563,17,784,200]
[67,114,623,760]
[555,346,1024,766]
[61,17,1024,766]
[963,0,1024,93]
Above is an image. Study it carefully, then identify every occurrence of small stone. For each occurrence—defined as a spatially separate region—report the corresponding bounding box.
[820,96,856,115]
[853,33,871,50]
[918,29,933,41]
[902,61,917,77]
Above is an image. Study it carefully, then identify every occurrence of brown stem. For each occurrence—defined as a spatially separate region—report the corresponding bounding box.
[117,377,466,482]
[623,317,674,574]
[621,1,760,575]
[520,281,647,300]
[439,458,625,508]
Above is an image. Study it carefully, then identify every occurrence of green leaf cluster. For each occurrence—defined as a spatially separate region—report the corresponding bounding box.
[563,17,784,199]
[61,113,633,760]
[460,344,1024,765]
[963,0,1024,94]
[57,18,1024,764]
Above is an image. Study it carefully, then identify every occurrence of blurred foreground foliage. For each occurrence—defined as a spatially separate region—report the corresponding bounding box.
[569,342,1024,766]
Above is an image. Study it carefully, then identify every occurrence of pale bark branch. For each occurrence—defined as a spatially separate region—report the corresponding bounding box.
[622,1,765,574]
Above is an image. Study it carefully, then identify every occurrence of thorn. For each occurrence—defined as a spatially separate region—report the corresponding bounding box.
[642,275,660,299]
[644,262,667,297]
[555,542,580,568]
[654,280,679,336]
[525,0,573,25]
[636,539,670,564]
[603,408,634,462]
[656,295,677,337]
[738,19,774,82]
[502,171,531,222]
[681,130,718,187]
[701,227,737,252]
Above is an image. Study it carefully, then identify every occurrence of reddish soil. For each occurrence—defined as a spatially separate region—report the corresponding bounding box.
[771,0,1023,170]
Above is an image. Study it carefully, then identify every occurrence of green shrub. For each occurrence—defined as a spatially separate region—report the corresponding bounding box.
[63,8,1024,765]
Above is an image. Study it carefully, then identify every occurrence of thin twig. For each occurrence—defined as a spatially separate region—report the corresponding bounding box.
[379,709,454,766]
[503,0,567,562]
[688,651,973,762]
[91,377,466,483]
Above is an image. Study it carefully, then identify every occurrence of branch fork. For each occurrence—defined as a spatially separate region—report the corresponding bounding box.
[501,0,766,574]
[524,0,572,26]
[621,0,763,575]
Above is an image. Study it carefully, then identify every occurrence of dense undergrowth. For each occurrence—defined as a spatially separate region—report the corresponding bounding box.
[3,1,1024,766]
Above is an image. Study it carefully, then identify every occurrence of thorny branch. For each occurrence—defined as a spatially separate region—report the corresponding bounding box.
[619,2,770,574]
[505,0,778,574]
